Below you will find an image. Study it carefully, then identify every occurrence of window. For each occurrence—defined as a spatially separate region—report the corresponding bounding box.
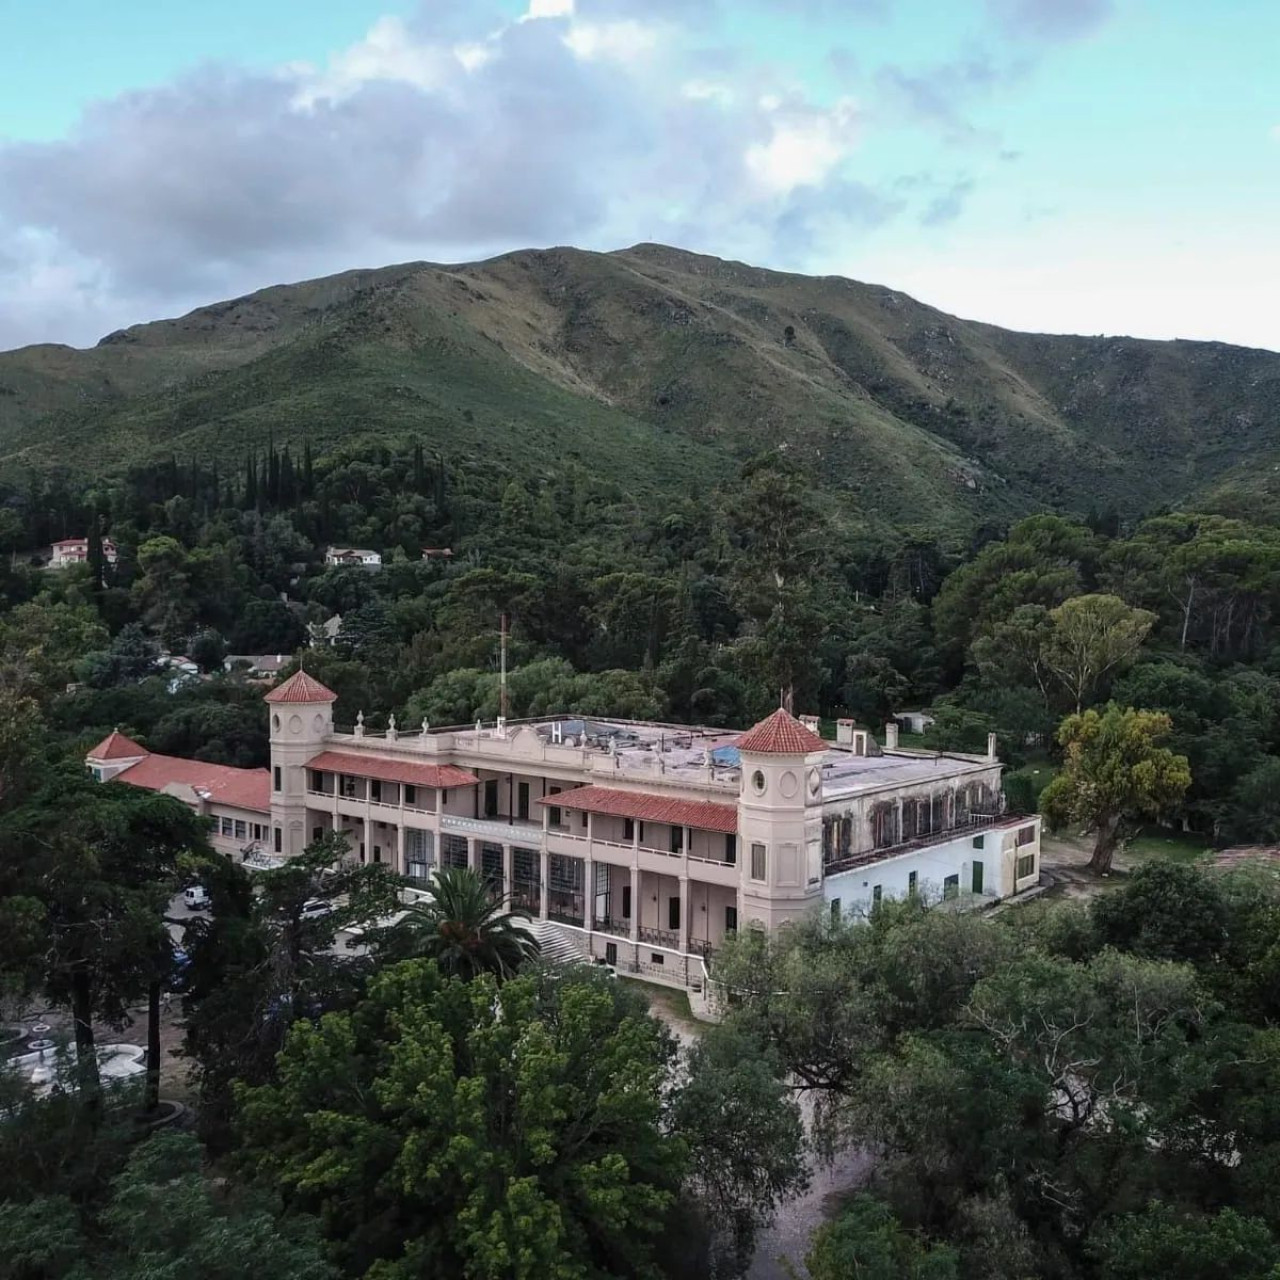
[622,885,632,919]
[273,766,281,792]
[252,824,262,841]
[484,779,499,818]
[373,847,381,863]
[548,787,561,827]
[751,769,766,794]
[312,827,323,844]
[605,942,618,966]
[581,811,588,830]
[359,843,366,863]
[623,817,635,841]
[725,905,738,933]
[872,884,883,905]
[725,834,736,864]
[220,817,233,836]
[669,826,684,854]
[1017,825,1037,847]
[750,843,767,881]
[370,780,381,803]
[518,782,530,821]
[310,770,323,791]
[943,874,959,900]
[651,953,664,965]
[404,784,416,806]
[972,861,984,894]
[830,899,840,921]
[908,870,918,896]
[972,834,985,849]
[1016,853,1037,880]
[273,827,282,853]
[668,897,681,931]
[234,820,246,841]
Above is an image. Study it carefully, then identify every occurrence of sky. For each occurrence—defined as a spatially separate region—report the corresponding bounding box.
[1,0,1278,351]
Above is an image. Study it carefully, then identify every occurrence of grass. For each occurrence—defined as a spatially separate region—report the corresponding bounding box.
[619,977,699,1030]
[1122,826,1212,866]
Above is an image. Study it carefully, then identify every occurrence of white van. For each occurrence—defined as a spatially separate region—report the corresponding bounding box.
[183,885,211,911]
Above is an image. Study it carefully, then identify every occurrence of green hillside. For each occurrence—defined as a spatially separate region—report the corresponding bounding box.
[2,243,1278,530]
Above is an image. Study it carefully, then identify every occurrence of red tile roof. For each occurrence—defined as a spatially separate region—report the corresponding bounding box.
[114,754,271,813]
[536,785,738,834]
[264,670,337,704]
[306,750,479,790]
[735,707,826,755]
[87,730,149,761]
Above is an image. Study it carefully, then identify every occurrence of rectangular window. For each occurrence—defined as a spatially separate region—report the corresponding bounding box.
[1017,825,1037,847]
[638,822,645,843]
[725,834,736,864]
[605,942,617,967]
[725,905,738,934]
[373,847,381,863]
[1016,852,1037,880]
[549,806,562,828]
[273,765,281,792]
[404,784,416,807]
[908,870,918,896]
[518,782,530,821]
[273,827,282,853]
[872,884,883,905]
[972,834,985,849]
[622,885,632,919]
[234,820,247,841]
[972,861,984,894]
[651,953,664,966]
[623,817,635,841]
[220,817,233,836]
[309,770,323,792]
[750,842,767,882]
[943,874,959,900]
[370,780,381,803]
[668,897,681,931]
[581,811,588,830]
[669,826,684,854]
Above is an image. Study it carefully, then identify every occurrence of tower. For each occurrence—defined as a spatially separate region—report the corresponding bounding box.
[264,670,337,858]
[734,708,827,929]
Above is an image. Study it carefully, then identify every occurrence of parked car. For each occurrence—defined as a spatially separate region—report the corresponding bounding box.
[299,898,334,921]
[183,885,211,911]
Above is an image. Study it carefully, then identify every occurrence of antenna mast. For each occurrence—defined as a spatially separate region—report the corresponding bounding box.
[499,612,509,721]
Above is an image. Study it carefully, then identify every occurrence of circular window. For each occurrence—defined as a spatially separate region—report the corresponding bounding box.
[272,714,281,732]
[751,769,766,794]
[313,714,326,734]
[288,714,303,734]
[779,769,799,799]
[807,767,821,798]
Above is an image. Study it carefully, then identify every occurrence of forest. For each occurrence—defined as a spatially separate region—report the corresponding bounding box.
[3,437,1280,1278]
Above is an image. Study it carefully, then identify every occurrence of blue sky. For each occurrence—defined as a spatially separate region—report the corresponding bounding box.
[1,0,1277,350]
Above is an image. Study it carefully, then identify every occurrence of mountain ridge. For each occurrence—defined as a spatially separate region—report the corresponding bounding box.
[2,242,1278,531]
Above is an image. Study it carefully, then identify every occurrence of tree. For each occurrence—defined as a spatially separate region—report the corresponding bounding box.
[1088,1203,1280,1280]
[668,1022,807,1276]
[1041,594,1156,712]
[1041,705,1192,873]
[805,1196,960,1280]
[1091,861,1229,966]
[237,961,687,1280]
[1227,757,1280,844]
[374,865,540,980]
[0,1130,335,1280]
[77,621,160,688]
[0,770,213,1102]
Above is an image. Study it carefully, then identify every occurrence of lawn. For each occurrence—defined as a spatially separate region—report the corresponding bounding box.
[1122,827,1212,866]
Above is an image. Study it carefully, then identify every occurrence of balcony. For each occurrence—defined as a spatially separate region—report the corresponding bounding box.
[595,917,632,939]
[440,814,543,844]
[823,812,1028,877]
[638,925,680,949]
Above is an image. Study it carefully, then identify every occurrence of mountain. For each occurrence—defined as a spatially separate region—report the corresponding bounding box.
[2,243,1278,533]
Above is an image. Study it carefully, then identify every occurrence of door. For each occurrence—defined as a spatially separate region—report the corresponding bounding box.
[668,897,681,931]
[622,885,632,919]
[725,905,738,934]
[605,942,617,967]
[517,782,530,821]
[972,861,984,894]
[484,779,499,819]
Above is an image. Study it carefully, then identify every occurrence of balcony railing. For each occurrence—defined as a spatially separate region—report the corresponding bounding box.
[595,917,632,939]
[638,925,680,949]
[823,812,1028,877]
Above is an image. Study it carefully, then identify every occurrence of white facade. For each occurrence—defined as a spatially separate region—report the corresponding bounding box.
[324,547,382,568]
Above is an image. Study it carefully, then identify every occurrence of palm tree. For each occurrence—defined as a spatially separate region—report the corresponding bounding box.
[382,866,540,980]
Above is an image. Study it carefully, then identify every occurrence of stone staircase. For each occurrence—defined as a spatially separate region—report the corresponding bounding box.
[521,918,592,967]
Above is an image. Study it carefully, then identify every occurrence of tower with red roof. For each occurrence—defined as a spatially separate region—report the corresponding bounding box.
[265,669,337,857]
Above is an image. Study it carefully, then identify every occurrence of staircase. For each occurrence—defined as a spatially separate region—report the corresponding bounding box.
[522,918,592,967]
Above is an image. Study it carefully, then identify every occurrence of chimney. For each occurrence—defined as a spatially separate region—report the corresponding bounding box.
[836,717,855,746]
[986,732,998,763]
[884,722,899,751]
[800,714,821,735]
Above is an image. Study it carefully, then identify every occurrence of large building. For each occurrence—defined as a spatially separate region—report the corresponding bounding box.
[86,673,1042,988]
[262,672,1042,987]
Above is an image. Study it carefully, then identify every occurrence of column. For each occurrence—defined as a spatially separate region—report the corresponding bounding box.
[502,843,514,903]
[396,824,406,876]
[679,875,690,952]
[585,858,595,931]
[468,836,480,874]
[540,848,550,920]
[629,866,640,945]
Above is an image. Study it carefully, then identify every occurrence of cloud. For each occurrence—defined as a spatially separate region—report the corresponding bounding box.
[920,177,975,227]
[986,0,1113,41]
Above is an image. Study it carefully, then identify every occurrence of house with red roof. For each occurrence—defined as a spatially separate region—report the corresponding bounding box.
[51,537,118,568]
[85,730,271,861]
